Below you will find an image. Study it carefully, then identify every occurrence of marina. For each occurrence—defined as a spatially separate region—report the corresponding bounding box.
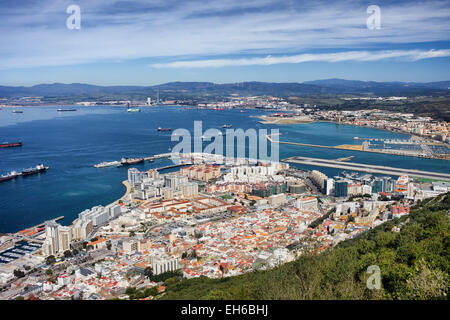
[0,241,41,264]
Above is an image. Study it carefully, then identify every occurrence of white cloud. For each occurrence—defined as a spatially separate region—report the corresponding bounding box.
[149,49,450,68]
[0,0,449,69]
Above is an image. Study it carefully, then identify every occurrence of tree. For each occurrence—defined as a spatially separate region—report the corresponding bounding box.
[63,250,73,258]
[46,269,53,276]
[45,255,56,265]
[125,287,136,296]
[144,287,158,297]
[194,230,203,239]
[144,267,153,279]
[13,269,25,278]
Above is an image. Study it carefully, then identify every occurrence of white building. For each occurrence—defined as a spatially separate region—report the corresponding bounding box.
[149,255,180,275]
[296,197,318,211]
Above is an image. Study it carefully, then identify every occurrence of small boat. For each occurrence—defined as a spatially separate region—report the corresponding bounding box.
[57,108,77,112]
[127,108,140,112]
[184,107,192,110]
[222,124,232,128]
[0,171,20,182]
[157,127,172,132]
[240,110,246,113]
[12,110,23,113]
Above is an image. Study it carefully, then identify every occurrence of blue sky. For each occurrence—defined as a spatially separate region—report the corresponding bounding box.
[0,0,449,86]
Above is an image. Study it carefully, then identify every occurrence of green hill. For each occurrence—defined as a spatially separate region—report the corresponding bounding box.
[162,193,450,300]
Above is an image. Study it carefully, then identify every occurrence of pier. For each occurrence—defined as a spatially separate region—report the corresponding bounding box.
[143,153,172,161]
[283,156,450,181]
[94,153,172,168]
[155,163,192,171]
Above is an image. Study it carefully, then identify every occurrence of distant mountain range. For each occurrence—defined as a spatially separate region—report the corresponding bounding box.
[1,79,449,98]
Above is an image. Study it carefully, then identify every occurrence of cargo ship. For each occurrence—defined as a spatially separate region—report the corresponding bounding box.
[157,127,172,132]
[121,157,145,165]
[94,161,121,168]
[57,108,77,112]
[21,164,49,176]
[0,171,20,182]
[0,141,22,148]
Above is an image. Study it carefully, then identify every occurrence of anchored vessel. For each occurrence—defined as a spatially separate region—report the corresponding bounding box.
[0,141,22,148]
[12,110,23,113]
[222,124,232,128]
[0,171,20,183]
[21,164,49,176]
[57,108,77,112]
[157,127,172,131]
[121,157,145,165]
[94,161,121,168]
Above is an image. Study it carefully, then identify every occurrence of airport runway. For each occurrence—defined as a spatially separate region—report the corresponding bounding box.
[283,156,450,181]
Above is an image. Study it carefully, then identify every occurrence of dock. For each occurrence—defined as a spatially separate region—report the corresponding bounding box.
[94,153,172,168]
[155,163,192,171]
[283,156,450,181]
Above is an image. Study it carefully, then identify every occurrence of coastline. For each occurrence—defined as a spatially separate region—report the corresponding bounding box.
[105,180,131,208]
[257,115,314,124]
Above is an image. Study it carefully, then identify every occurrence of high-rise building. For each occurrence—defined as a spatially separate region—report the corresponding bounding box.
[311,170,328,191]
[58,226,72,253]
[43,222,73,256]
[372,179,383,193]
[325,178,335,196]
[382,176,394,192]
[334,180,348,198]
[128,168,143,187]
[43,221,60,256]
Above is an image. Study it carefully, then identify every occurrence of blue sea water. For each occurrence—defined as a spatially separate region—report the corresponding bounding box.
[0,106,449,233]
